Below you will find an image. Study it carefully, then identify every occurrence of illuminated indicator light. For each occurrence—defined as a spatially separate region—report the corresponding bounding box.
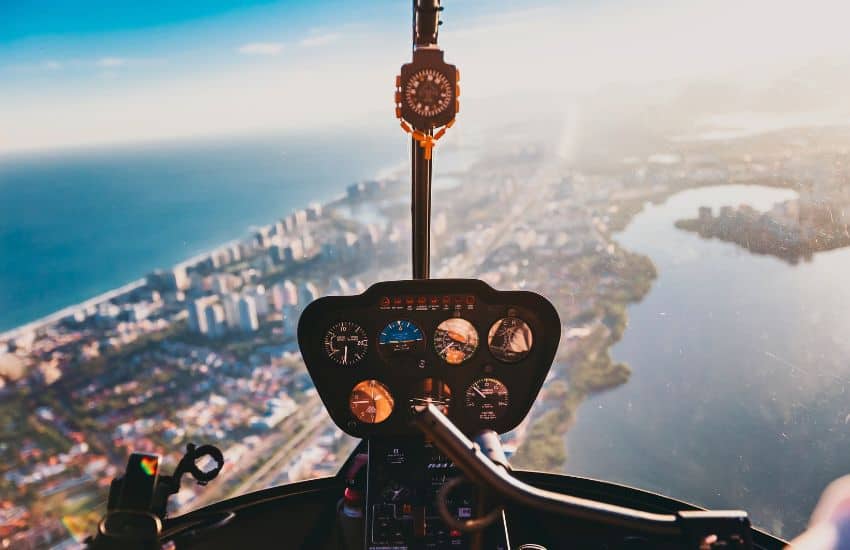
[380,297,391,307]
[430,296,439,305]
[417,296,427,305]
[442,296,451,304]
[453,296,464,304]
[450,529,462,538]
[393,297,403,306]
[139,456,158,476]
[405,296,415,305]
[466,296,475,305]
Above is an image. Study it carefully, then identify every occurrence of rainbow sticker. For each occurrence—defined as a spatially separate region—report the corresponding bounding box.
[139,456,158,476]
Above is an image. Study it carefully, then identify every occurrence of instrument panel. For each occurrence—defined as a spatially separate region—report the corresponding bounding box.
[297,279,561,438]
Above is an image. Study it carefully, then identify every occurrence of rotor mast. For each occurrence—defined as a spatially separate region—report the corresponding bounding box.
[410,0,442,280]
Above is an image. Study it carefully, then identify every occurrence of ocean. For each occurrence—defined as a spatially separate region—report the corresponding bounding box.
[0,128,404,333]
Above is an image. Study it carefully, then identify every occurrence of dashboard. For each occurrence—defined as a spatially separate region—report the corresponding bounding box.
[297,279,561,438]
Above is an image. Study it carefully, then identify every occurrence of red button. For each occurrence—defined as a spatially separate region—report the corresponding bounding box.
[430,296,439,305]
[466,295,475,305]
[405,296,415,305]
[442,295,451,304]
[393,297,403,306]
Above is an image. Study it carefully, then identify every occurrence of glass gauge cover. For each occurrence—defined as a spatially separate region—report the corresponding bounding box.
[349,379,394,424]
[464,378,509,422]
[404,68,453,117]
[433,318,479,365]
[487,317,533,363]
[379,320,425,354]
[323,321,368,366]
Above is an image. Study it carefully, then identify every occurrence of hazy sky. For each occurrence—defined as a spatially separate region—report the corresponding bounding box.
[3,0,850,154]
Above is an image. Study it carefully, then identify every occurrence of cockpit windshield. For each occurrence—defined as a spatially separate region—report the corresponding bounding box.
[2,0,850,546]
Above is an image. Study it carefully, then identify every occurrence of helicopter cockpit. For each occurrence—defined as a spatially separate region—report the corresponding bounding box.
[81,2,790,549]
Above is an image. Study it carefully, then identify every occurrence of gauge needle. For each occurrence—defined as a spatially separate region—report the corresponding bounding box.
[343,346,348,364]
[351,400,370,404]
[440,344,453,357]
[473,386,487,399]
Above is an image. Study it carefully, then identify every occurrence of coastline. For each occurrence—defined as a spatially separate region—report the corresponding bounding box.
[0,190,356,345]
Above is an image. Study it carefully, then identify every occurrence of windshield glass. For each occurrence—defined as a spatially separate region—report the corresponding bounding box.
[3,0,850,545]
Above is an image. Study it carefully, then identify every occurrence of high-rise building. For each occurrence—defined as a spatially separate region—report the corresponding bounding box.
[221,293,241,329]
[250,286,270,316]
[306,202,322,221]
[238,295,259,333]
[298,282,320,308]
[271,284,285,311]
[284,240,304,262]
[282,305,299,337]
[187,298,210,334]
[282,280,298,305]
[203,303,226,339]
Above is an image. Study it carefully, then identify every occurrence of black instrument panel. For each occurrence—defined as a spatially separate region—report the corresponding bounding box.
[297,279,561,438]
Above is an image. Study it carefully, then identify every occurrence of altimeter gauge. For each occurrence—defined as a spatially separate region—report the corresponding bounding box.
[349,379,395,424]
[323,321,368,366]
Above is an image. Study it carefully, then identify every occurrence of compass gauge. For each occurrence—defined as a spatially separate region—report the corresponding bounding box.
[404,68,453,118]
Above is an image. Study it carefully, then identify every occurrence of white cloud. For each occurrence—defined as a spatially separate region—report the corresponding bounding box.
[43,60,62,70]
[298,33,339,48]
[237,42,285,56]
[96,57,128,68]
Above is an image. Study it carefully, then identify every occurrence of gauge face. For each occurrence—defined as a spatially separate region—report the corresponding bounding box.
[488,317,533,363]
[323,321,368,366]
[349,379,394,424]
[379,320,425,354]
[410,378,452,415]
[433,318,479,365]
[464,378,509,422]
[404,68,453,117]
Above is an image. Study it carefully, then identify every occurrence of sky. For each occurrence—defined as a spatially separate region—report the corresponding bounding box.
[3,0,850,154]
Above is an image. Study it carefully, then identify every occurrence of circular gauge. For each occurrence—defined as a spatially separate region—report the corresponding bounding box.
[323,321,368,366]
[404,68,453,117]
[349,379,394,424]
[433,318,479,365]
[410,378,452,415]
[379,320,425,354]
[488,317,533,363]
[464,378,509,422]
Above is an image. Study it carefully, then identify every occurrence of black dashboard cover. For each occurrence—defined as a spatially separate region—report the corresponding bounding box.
[297,279,561,438]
